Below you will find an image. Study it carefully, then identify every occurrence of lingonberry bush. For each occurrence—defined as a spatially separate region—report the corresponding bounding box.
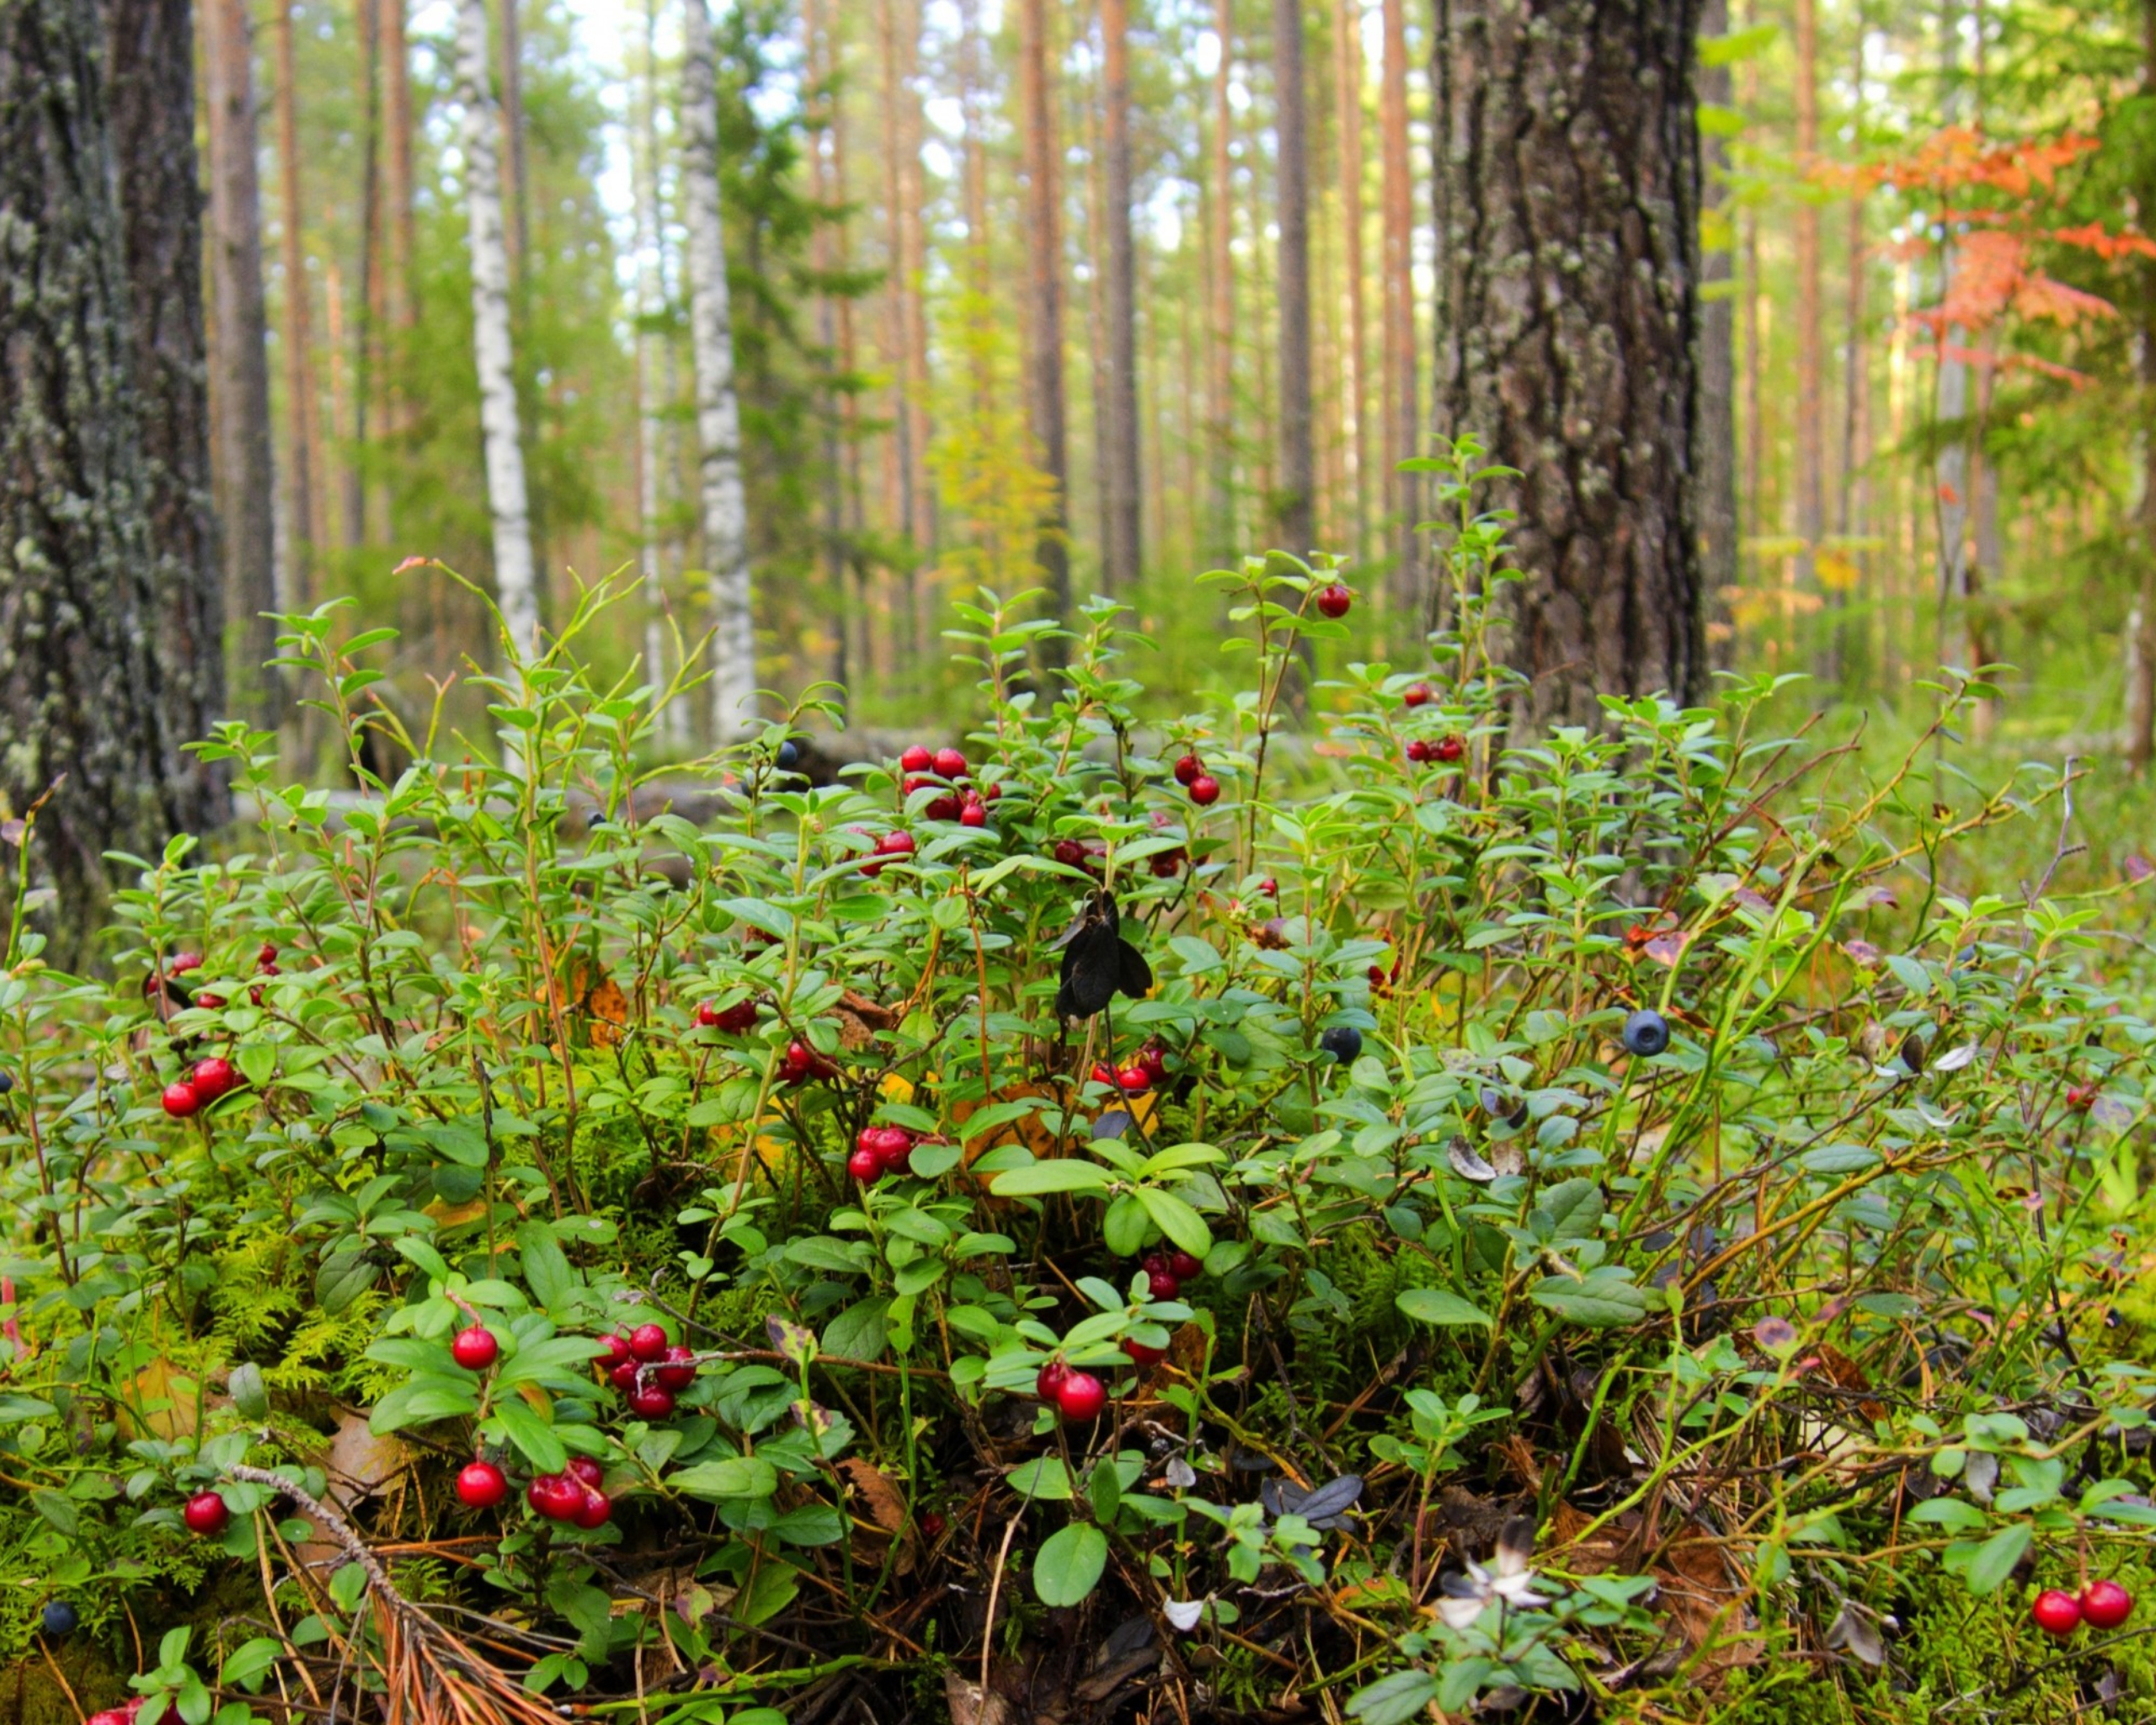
[1,444,2153,1723]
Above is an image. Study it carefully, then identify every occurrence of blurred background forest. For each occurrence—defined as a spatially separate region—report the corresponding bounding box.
[155,0,2156,746]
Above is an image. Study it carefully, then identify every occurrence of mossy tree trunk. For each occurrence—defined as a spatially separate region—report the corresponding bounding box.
[1430,0,1708,729]
[0,0,227,955]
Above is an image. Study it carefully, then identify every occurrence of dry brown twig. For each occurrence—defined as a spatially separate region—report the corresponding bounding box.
[223,1464,565,1725]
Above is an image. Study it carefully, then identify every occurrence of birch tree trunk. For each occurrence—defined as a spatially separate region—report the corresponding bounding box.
[453,0,541,660]
[634,0,682,750]
[681,0,757,740]
[200,0,283,718]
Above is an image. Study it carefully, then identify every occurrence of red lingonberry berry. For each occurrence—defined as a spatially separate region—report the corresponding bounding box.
[899,745,933,773]
[1145,1268,1180,1300]
[1054,1371,1107,1421]
[571,1489,613,1530]
[182,1491,229,1535]
[655,1346,697,1391]
[1137,1044,1168,1081]
[450,1326,499,1370]
[626,1384,676,1418]
[1035,1359,1070,1401]
[1122,1339,1166,1368]
[1402,682,1433,708]
[566,1457,604,1489]
[1187,775,1221,807]
[960,802,988,827]
[1435,734,1465,764]
[933,748,968,779]
[456,1461,509,1508]
[1173,753,1203,786]
[1315,583,1353,619]
[162,1081,201,1119]
[2081,1579,2134,1630]
[848,1146,883,1182]
[2031,1589,2083,1638]
[627,1323,669,1362]
[1167,1250,1203,1281]
[1116,1065,1151,1093]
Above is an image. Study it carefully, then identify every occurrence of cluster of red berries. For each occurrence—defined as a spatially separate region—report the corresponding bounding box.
[248,942,280,1007]
[1173,753,1221,807]
[601,1323,696,1419]
[696,998,759,1034]
[850,1124,918,1182]
[1314,583,1353,619]
[1139,1247,1203,1301]
[182,1490,230,1536]
[2032,1579,2134,1637]
[898,745,1001,827]
[777,1038,836,1085]
[2066,1081,2099,1109]
[1368,957,1402,996]
[1406,734,1465,766]
[1091,1042,1170,1095]
[1035,1359,1107,1423]
[1147,810,1188,879]
[161,1055,242,1119]
[1052,836,1110,876]
[141,952,203,1006]
[525,1455,614,1528]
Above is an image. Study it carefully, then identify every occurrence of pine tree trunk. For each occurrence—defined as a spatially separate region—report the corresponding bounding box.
[1019,0,1072,644]
[107,0,227,764]
[896,2,933,569]
[200,0,283,719]
[2,0,227,947]
[452,0,540,660]
[1333,0,1368,568]
[1431,0,1707,727]
[348,0,380,552]
[1377,0,1415,610]
[1696,0,1737,665]
[271,0,314,604]
[1207,0,1235,560]
[1932,1,1969,676]
[1084,66,1112,579]
[681,0,756,740]
[1794,0,1824,646]
[1100,0,1142,590]
[499,0,530,277]
[382,0,414,332]
[1273,0,1315,559]
[2129,0,2156,772]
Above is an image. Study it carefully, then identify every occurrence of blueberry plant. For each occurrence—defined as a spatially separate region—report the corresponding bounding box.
[0,444,2153,1723]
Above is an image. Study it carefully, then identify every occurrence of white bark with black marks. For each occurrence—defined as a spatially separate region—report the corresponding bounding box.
[681,0,757,741]
[452,0,540,663]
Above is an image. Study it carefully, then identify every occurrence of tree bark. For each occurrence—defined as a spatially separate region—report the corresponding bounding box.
[271,0,315,600]
[382,0,414,331]
[896,1,933,569]
[681,0,756,739]
[1333,0,1368,567]
[1,0,227,946]
[499,0,530,278]
[2130,0,2156,772]
[635,0,680,749]
[107,0,227,760]
[200,0,283,719]
[1378,0,1415,607]
[1794,0,1824,638]
[452,0,540,660]
[1100,0,1142,590]
[1273,0,1315,559]
[348,0,380,551]
[1696,0,1737,665]
[1207,0,1235,560]
[1431,0,1707,727]
[1019,0,1072,644]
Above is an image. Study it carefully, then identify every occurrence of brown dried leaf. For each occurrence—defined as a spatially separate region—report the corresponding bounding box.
[839,1456,917,1575]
